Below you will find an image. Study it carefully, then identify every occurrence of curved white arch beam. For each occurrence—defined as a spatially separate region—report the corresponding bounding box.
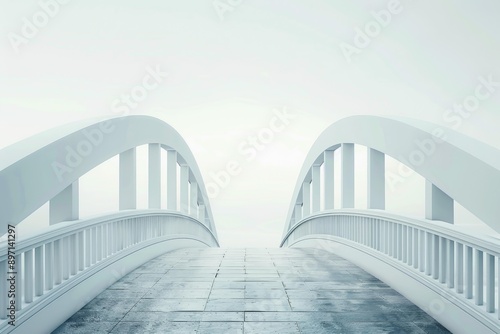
[283,115,500,236]
[0,115,217,238]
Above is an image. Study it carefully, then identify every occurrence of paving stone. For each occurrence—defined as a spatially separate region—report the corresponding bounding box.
[131,298,207,312]
[121,311,244,322]
[197,321,244,334]
[110,321,199,333]
[52,321,118,334]
[244,321,300,334]
[55,248,450,334]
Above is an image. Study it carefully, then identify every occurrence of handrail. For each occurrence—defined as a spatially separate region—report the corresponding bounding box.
[282,209,500,256]
[281,209,500,330]
[0,210,217,328]
[0,116,218,239]
[0,210,218,259]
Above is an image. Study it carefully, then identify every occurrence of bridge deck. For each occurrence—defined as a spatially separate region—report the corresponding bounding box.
[54,248,449,334]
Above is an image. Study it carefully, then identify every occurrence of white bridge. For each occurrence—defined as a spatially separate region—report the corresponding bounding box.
[1,115,499,333]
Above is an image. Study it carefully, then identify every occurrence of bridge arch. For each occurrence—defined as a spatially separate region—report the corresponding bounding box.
[0,116,219,333]
[281,115,500,334]
[282,115,500,236]
[0,115,216,236]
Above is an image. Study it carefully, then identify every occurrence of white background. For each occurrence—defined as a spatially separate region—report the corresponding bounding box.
[1,0,499,247]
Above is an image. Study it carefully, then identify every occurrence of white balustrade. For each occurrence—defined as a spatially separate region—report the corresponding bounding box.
[0,211,218,326]
[283,210,500,326]
[0,116,219,332]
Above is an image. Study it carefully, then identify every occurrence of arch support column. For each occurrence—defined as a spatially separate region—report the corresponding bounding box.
[324,150,335,210]
[312,165,321,213]
[180,165,189,214]
[148,144,161,209]
[167,150,177,211]
[198,204,206,225]
[426,181,454,224]
[50,181,79,225]
[341,143,355,208]
[302,181,311,217]
[119,148,136,210]
[190,180,198,218]
[367,148,385,209]
[295,203,302,222]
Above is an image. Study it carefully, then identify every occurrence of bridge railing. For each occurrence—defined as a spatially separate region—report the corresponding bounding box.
[281,116,500,334]
[0,210,217,327]
[282,210,500,323]
[0,116,220,333]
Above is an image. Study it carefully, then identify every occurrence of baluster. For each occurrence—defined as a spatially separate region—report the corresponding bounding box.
[419,230,425,272]
[456,243,464,293]
[432,235,439,280]
[465,246,473,299]
[380,221,384,253]
[108,223,113,254]
[96,225,102,262]
[15,254,22,310]
[120,221,125,249]
[401,225,406,263]
[413,228,419,269]
[395,224,400,259]
[103,223,108,256]
[71,234,77,275]
[78,231,84,271]
[357,218,360,244]
[475,249,484,306]
[62,236,69,280]
[447,240,454,289]
[407,227,412,266]
[359,217,368,246]
[100,224,105,259]
[91,227,97,264]
[85,229,91,268]
[361,218,365,245]
[130,220,134,245]
[120,221,124,248]
[485,254,495,313]
[385,221,389,254]
[124,221,129,248]
[425,233,432,276]
[369,219,374,249]
[35,246,44,296]
[387,223,392,257]
[45,242,53,290]
[355,217,359,243]
[388,223,393,257]
[439,237,447,284]
[54,239,62,285]
[24,250,34,303]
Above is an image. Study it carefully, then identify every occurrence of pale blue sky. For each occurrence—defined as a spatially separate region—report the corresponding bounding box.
[1,0,500,246]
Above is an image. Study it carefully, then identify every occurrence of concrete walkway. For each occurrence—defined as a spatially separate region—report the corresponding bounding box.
[54,248,449,333]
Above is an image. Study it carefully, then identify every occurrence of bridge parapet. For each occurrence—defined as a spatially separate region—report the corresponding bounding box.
[0,116,219,333]
[281,116,500,334]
